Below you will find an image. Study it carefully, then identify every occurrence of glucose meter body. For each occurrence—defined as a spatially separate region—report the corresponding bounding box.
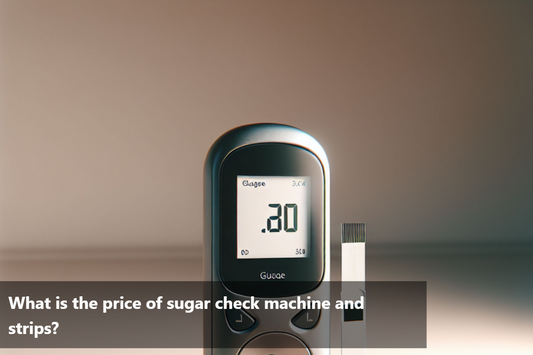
[204,124,330,354]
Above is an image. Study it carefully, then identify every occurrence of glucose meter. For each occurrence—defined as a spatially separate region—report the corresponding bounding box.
[204,123,330,354]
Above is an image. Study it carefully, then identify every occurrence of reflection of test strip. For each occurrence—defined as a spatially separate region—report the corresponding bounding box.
[341,223,366,355]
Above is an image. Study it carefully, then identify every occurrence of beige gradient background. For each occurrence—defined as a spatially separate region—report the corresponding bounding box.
[0,0,532,354]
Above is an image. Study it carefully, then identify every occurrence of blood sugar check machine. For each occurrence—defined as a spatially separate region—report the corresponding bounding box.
[204,123,330,354]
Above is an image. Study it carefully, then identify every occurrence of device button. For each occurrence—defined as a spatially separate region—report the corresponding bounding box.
[291,309,321,329]
[225,308,256,332]
[239,332,310,355]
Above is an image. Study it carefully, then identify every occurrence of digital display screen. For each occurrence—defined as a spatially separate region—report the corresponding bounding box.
[237,176,311,259]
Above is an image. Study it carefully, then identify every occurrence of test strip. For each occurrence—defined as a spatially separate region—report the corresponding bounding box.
[341,222,366,355]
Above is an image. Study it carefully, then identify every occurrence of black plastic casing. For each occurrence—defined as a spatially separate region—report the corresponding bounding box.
[204,124,330,355]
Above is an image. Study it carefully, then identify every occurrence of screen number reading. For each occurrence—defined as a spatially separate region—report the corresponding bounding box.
[261,203,298,233]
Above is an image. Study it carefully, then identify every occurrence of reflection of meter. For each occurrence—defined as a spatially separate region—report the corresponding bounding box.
[204,124,330,354]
